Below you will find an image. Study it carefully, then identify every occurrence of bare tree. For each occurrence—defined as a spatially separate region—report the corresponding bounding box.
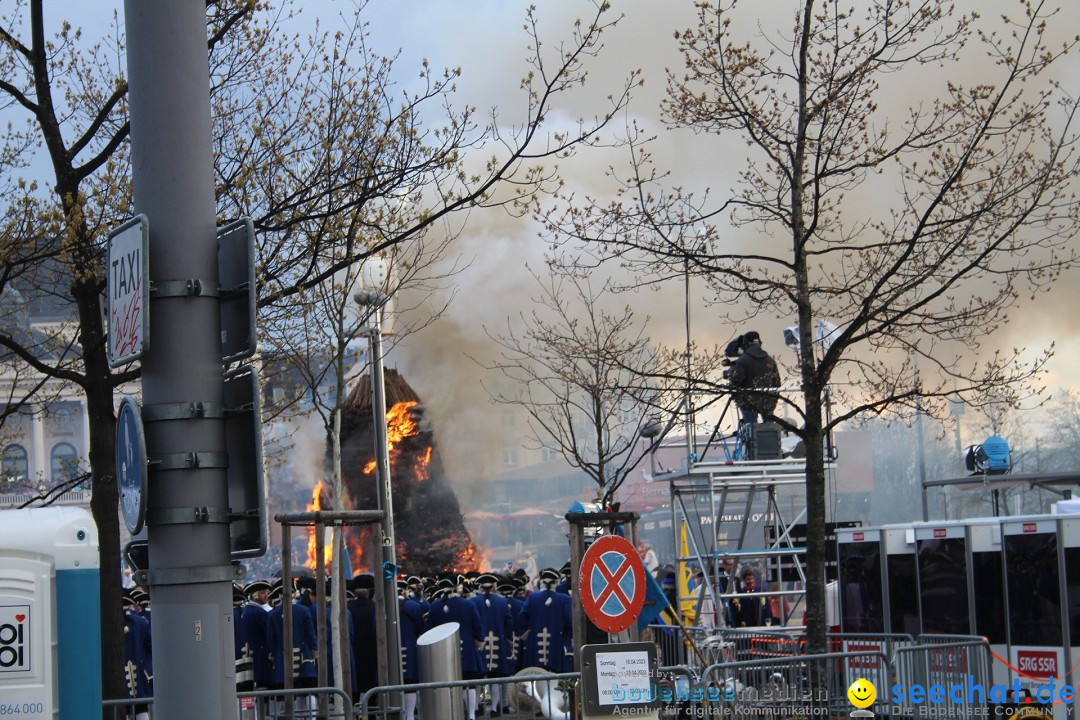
[0,0,636,698]
[1044,390,1080,471]
[0,2,258,697]
[540,0,1079,652]
[258,204,459,707]
[479,268,682,507]
[210,1,638,312]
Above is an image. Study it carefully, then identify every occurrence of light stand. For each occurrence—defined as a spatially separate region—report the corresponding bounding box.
[355,290,403,714]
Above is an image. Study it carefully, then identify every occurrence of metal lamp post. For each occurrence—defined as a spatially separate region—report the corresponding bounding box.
[354,289,403,713]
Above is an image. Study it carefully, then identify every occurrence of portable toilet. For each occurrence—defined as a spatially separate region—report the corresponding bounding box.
[0,506,101,720]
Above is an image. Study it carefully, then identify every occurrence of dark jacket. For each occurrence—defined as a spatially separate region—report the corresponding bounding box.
[730,343,780,417]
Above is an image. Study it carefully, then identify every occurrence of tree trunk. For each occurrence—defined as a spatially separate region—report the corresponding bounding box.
[790,0,826,656]
[801,389,828,655]
[76,282,124,706]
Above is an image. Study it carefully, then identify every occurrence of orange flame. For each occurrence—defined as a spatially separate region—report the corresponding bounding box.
[345,525,373,574]
[303,399,489,574]
[305,481,334,572]
[364,401,422,475]
[456,540,488,573]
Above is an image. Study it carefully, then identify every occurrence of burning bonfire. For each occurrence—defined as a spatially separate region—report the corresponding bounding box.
[306,369,485,575]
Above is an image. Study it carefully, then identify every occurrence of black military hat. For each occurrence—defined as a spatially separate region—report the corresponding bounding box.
[130,589,150,608]
[353,573,376,591]
[345,589,356,602]
[475,573,499,589]
[497,582,516,595]
[405,575,423,587]
[232,584,246,605]
[245,580,272,596]
[268,579,284,601]
[560,561,571,575]
[539,568,561,584]
[122,588,140,608]
[465,570,481,579]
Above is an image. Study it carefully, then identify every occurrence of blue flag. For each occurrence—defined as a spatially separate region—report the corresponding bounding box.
[636,570,671,631]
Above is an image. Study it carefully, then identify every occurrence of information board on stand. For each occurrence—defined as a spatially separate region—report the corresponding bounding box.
[580,642,660,719]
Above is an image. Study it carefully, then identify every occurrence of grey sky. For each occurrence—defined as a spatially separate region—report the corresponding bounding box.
[13,1,1080,482]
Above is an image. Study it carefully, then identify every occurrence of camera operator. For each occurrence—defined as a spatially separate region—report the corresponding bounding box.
[726,331,780,426]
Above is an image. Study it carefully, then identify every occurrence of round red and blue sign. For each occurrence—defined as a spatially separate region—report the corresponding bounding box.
[579,534,646,633]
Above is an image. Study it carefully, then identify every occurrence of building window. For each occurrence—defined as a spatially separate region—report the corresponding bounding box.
[502,443,519,467]
[2,444,28,486]
[542,447,559,463]
[51,442,80,486]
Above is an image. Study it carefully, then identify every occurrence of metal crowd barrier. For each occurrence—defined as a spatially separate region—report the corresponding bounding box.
[103,686,354,720]
[714,627,805,662]
[103,697,153,720]
[358,672,580,720]
[827,631,916,657]
[893,639,994,718]
[358,665,696,720]
[674,624,807,676]
[646,622,687,667]
[697,649,892,716]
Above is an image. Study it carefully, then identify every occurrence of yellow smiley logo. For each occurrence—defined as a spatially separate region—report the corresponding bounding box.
[848,678,876,709]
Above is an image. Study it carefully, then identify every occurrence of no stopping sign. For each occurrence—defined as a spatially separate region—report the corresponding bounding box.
[579,535,646,633]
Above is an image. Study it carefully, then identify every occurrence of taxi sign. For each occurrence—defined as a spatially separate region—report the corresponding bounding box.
[107,215,149,367]
[579,535,646,633]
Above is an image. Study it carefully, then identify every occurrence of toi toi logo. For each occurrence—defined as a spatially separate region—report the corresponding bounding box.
[0,605,30,672]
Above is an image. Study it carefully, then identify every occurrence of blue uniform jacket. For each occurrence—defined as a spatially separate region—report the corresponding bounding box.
[516,588,573,672]
[122,609,153,699]
[242,603,273,687]
[471,591,514,677]
[427,594,484,675]
[267,602,318,684]
[507,595,525,671]
[399,596,425,682]
[234,605,253,686]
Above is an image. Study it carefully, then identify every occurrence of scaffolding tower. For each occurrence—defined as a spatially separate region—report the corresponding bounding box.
[663,446,835,628]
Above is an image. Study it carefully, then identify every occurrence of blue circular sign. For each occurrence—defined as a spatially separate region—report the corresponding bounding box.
[117,396,147,535]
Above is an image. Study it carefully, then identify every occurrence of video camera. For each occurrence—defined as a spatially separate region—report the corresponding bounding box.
[721,335,747,379]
